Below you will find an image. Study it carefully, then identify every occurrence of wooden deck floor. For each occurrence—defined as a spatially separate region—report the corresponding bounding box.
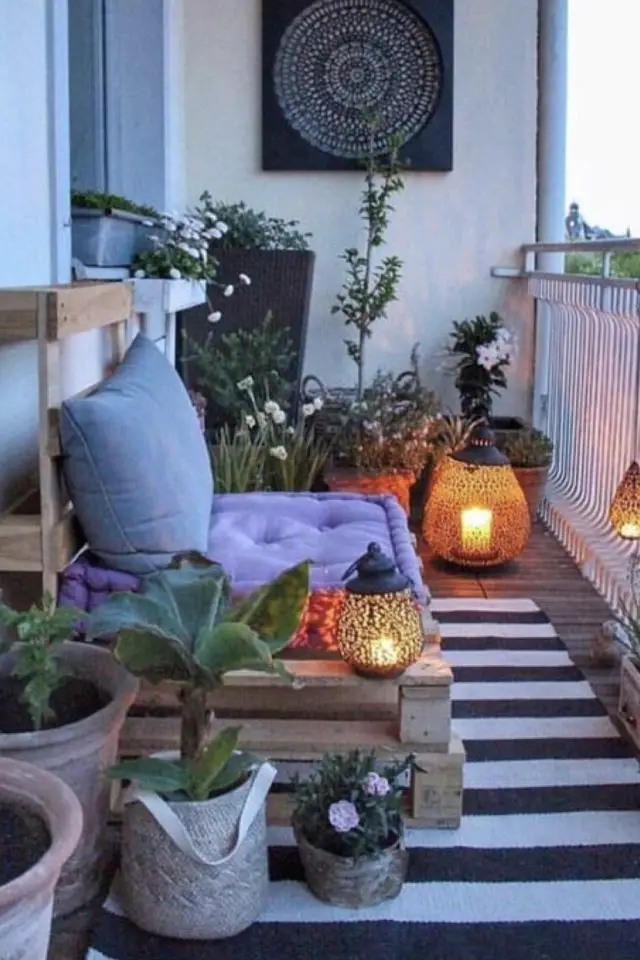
[420,520,621,718]
[49,521,623,959]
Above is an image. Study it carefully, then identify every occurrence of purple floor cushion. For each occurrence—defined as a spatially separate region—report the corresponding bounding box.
[59,492,427,649]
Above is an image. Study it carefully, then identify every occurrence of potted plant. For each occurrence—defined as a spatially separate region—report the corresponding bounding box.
[87,555,309,940]
[325,367,438,514]
[501,427,554,521]
[0,593,138,917]
[420,412,482,537]
[178,195,314,410]
[71,189,159,268]
[331,128,404,401]
[292,749,412,908]
[0,757,82,960]
[613,558,640,751]
[447,312,522,439]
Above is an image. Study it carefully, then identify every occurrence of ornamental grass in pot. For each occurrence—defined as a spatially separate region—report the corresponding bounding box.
[326,367,438,514]
[88,554,309,940]
[0,594,138,917]
[292,749,412,908]
[0,757,82,960]
[501,427,553,521]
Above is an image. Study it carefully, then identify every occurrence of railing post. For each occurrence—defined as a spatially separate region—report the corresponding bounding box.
[535,0,569,430]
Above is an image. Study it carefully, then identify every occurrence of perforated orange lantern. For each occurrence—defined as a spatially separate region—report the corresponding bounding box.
[610,461,640,540]
[425,425,531,567]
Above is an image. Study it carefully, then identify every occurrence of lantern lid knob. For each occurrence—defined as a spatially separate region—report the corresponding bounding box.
[452,423,509,467]
[342,542,410,594]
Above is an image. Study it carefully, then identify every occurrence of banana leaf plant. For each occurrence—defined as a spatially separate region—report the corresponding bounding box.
[87,554,309,800]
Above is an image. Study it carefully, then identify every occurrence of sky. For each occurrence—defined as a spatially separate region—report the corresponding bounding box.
[567,0,640,235]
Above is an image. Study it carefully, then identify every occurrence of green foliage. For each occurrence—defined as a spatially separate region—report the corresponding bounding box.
[292,750,412,860]
[107,726,257,803]
[501,427,553,468]
[88,556,309,787]
[196,194,311,251]
[565,251,640,279]
[613,557,640,661]
[182,311,295,429]
[132,211,220,283]
[334,358,439,473]
[71,189,158,220]
[428,412,482,464]
[0,593,83,730]
[331,127,406,399]
[447,312,513,419]
[212,423,266,493]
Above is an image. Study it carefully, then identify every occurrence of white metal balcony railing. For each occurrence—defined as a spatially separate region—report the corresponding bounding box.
[494,238,640,610]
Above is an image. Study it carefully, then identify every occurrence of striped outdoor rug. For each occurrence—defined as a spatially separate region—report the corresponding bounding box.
[87,599,640,960]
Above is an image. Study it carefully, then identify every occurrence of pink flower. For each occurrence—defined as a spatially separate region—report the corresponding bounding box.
[363,772,390,797]
[328,800,360,833]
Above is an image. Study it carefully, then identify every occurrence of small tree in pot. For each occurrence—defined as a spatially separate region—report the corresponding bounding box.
[292,749,413,908]
[88,555,309,940]
[447,312,516,431]
[0,593,138,916]
[501,427,553,521]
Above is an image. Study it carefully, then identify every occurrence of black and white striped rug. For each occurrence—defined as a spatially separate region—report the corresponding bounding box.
[87,599,640,960]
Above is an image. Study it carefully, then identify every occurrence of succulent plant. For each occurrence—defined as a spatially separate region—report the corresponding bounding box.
[429,412,482,462]
[88,555,309,800]
[501,428,553,468]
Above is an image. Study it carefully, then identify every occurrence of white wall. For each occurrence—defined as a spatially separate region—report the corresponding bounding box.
[182,0,537,417]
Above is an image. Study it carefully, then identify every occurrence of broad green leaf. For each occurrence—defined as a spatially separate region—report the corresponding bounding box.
[113,629,196,683]
[86,592,189,644]
[189,726,241,802]
[141,565,229,650]
[224,561,310,653]
[196,621,275,676]
[105,757,188,795]
[202,751,255,797]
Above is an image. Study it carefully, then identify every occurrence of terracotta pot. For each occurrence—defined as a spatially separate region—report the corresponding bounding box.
[325,468,415,514]
[0,643,138,917]
[294,823,408,908]
[512,465,549,522]
[0,757,82,960]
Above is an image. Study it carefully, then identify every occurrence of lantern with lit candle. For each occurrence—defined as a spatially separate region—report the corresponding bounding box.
[337,542,423,679]
[610,460,640,540]
[425,424,531,567]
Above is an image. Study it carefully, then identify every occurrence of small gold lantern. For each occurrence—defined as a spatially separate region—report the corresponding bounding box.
[425,424,531,567]
[337,542,423,679]
[610,460,640,539]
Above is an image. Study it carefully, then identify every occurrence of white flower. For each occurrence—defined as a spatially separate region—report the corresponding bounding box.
[301,403,315,418]
[495,327,511,344]
[286,425,295,435]
[264,400,280,415]
[476,344,499,371]
[169,267,182,280]
[133,269,146,279]
[210,228,223,240]
[207,311,222,323]
[237,376,254,392]
[272,409,286,425]
[313,396,324,411]
[239,273,251,286]
[224,284,234,297]
[245,414,256,428]
[257,412,267,428]
[269,446,287,461]
[217,221,229,235]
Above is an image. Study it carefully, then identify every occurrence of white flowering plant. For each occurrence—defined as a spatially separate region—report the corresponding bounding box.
[292,750,413,860]
[447,312,514,420]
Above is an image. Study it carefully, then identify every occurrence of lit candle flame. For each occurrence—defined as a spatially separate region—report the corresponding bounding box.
[461,507,493,555]
[371,636,398,667]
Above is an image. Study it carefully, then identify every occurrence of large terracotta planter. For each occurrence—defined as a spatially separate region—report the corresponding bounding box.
[0,757,82,960]
[325,468,415,514]
[294,822,408,908]
[0,643,138,917]
[512,465,550,522]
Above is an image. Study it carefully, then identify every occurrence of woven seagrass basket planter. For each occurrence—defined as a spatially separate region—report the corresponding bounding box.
[294,822,408,908]
[325,468,415,515]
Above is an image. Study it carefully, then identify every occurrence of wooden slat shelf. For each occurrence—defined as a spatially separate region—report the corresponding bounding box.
[0,282,132,592]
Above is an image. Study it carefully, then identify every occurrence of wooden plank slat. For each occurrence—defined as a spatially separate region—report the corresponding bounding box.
[0,283,132,342]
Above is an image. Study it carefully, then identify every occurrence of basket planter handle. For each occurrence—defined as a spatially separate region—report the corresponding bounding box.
[123,762,276,868]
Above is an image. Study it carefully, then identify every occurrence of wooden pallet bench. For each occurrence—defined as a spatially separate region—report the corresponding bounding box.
[119,645,465,829]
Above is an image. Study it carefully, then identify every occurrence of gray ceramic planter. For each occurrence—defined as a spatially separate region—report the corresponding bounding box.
[0,643,138,917]
[0,757,82,960]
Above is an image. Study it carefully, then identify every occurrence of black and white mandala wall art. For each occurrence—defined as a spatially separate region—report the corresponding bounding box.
[262,0,454,172]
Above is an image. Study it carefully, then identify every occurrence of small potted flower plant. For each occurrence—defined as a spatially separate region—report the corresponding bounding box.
[71,189,159,268]
[326,367,438,514]
[292,749,412,908]
[447,312,521,439]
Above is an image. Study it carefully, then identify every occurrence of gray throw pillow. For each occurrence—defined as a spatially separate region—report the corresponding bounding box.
[60,333,213,573]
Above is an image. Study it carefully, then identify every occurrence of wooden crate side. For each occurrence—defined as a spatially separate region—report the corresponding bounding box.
[399,686,451,747]
[410,733,465,828]
[48,283,133,340]
[0,515,43,570]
